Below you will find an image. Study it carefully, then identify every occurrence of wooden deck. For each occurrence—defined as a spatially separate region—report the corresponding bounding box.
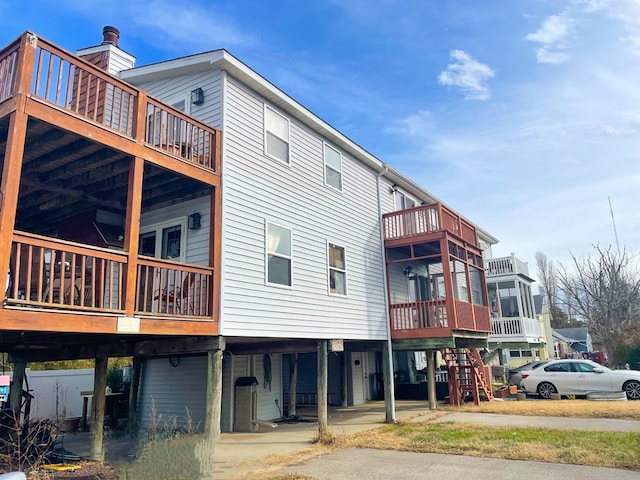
[0,32,222,355]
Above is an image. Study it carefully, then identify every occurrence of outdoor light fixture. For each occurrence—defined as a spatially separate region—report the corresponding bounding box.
[403,266,413,276]
[188,212,201,229]
[190,87,204,105]
[390,184,398,193]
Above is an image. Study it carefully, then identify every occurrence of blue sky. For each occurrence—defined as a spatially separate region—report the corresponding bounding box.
[2,0,639,278]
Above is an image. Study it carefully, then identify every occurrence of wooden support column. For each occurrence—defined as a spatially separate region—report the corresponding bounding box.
[209,183,223,322]
[126,357,142,434]
[0,34,35,296]
[317,340,328,436]
[288,353,298,417]
[0,109,29,298]
[90,357,108,461]
[123,156,144,316]
[9,360,26,416]
[341,351,348,407]
[427,350,437,410]
[382,342,396,423]
[196,347,223,476]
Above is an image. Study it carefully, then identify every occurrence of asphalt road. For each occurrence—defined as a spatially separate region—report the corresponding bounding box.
[281,449,640,480]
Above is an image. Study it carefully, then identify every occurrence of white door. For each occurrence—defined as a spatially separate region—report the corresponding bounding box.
[351,352,366,405]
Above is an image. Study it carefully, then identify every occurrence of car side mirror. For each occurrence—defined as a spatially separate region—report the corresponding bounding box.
[593,368,604,373]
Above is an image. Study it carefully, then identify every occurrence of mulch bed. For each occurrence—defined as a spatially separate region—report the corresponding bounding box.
[31,461,119,480]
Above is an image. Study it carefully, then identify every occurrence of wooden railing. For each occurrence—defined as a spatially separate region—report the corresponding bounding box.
[8,232,126,313]
[0,32,219,173]
[383,203,478,246]
[390,300,448,331]
[0,38,20,103]
[135,257,213,319]
[5,232,214,321]
[146,98,217,170]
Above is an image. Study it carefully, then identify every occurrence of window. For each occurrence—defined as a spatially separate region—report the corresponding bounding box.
[328,243,347,295]
[147,96,189,147]
[545,362,573,373]
[265,106,290,164]
[324,144,342,190]
[266,223,292,286]
[394,191,416,211]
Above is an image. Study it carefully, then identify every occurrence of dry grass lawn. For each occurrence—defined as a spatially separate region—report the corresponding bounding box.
[444,398,640,420]
[256,399,640,480]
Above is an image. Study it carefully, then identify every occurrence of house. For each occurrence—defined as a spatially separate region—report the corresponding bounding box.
[0,26,499,470]
[484,254,547,368]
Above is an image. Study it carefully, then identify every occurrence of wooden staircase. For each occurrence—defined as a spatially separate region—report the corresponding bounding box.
[443,348,494,405]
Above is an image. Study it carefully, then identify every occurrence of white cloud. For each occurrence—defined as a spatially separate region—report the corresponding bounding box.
[384,110,435,137]
[535,48,570,64]
[437,50,495,101]
[526,15,572,64]
[526,15,571,44]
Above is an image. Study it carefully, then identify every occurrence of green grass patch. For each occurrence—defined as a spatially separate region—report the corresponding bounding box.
[347,421,640,470]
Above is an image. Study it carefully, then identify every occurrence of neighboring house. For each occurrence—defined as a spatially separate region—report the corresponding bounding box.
[554,327,593,355]
[0,25,499,462]
[484,254,547,368]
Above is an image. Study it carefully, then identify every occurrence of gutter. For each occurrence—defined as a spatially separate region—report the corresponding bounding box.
[376,163,396,422]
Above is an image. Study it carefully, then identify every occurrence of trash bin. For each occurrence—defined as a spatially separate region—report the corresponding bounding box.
[234,376,258,432]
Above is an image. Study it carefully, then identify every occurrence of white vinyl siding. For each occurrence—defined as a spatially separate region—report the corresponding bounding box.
[221,77,387,340]
[328,242,347,296]
[323,143,342,191]
[136,356,207,432]
[264,106,290,164]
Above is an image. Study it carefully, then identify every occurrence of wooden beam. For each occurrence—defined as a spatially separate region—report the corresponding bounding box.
[123,156,143,316]
[382,343,396,423]
[0,308,218,336]
[288,353,298,416]
[24,98,221,187]
[9,360,26,414]
[127,356,142,435]
[90,357,108,461]
[196,348,223,476]
[7,335,226,362]
[393,338,455,350]
[0,108,29,298]
[427,349,437,410]
[21,176,123,209]
[317,340,328,436]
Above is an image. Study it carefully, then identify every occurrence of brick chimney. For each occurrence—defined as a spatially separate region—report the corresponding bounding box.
[102,26,120,46]
[77,26,135,74]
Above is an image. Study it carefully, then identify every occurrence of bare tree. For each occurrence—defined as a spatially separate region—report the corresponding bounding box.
[536,251,558,325]
[557,245,640,365]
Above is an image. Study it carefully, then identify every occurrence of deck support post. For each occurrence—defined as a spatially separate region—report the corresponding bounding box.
[9,360,26,416]
[196,345,223,476]
[341,351,348,407]
[383,342,396,423]
[288,353,298,417]
[126,356,142,434]
[427,349,437,410]
[90,357,108,461]
[317,340,329,437]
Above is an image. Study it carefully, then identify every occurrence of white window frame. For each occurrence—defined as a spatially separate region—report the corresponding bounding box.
[265,221,293,288]
[139,217,188,262]
[264,105,290,165]
[327,241,347,296]
[323,143,343,192]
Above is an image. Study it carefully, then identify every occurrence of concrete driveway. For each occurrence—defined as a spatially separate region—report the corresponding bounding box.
[279,449,640,480]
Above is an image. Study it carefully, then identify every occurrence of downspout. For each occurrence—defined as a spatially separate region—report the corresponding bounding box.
[376,164,396,422]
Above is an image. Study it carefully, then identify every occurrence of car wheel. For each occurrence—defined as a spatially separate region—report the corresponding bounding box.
[537,381,557,399]
[623,380,640,400]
